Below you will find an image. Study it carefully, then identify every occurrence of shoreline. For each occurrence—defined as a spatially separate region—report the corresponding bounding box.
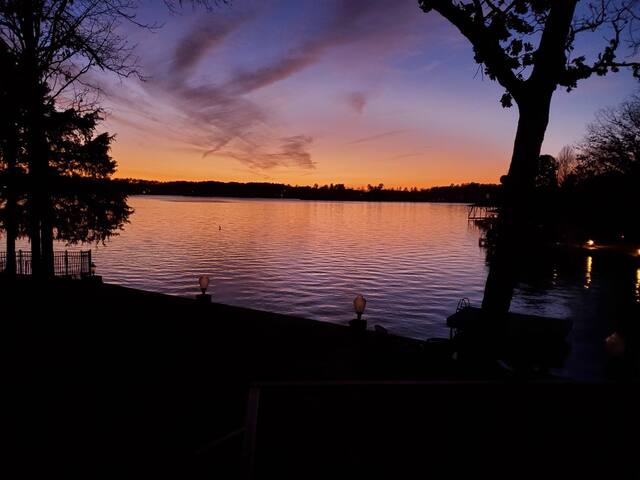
[131,193,478,205]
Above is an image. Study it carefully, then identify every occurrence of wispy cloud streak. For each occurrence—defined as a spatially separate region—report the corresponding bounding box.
[105,0,427,172]
[171,16,248,78]
[346,129,408,145]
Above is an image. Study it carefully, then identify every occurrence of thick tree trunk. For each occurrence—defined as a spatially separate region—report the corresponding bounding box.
[28,165,42,277]
[21,3,54,278]
[480,0,577,317]
[4,136,18,276]
[481,90,553,316]
[40,170,55,277]
[26,96,49,277]
[28,128,54,278]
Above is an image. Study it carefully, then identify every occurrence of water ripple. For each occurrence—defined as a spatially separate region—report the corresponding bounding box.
[15,196,625,347]
[67,197,485,338]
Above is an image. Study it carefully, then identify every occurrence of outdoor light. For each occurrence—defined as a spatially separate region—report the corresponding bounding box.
[586,239,595,247]
[605,332,625,357]
[354,294,366,320]
[90,262,96,275]
[196,275,212,303]
[199,275,210,294]
[349,294,367,331]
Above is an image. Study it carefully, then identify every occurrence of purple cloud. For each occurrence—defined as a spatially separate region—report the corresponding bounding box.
[208,135,314,170]
[171,16,248,77]
[105,0,427,171]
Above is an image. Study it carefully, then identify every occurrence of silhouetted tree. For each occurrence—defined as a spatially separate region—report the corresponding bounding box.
[419,0,640,314]
[576,94,640,178]
[557,94,640,242]
[45,107,132,244]
[0,39,23,275]
[535,154,558,189]
[0,1,141,276]
[557,145,577,187]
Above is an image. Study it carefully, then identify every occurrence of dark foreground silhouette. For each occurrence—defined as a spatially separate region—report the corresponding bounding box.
[4,277,638,479]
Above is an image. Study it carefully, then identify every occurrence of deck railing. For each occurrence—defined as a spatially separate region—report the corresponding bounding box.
[467,204,499,221]
[0,250,92,278]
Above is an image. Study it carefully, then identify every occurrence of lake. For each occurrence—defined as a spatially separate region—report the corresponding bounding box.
[91,196,488,339]
[13,196,640,379]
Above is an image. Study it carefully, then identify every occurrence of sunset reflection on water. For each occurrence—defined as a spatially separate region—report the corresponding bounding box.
[11,196,639,378]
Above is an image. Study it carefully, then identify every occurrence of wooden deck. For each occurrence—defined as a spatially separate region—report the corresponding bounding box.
[447,306,573,369]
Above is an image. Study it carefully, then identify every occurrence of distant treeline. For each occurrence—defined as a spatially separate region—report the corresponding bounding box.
[113,179,501,204]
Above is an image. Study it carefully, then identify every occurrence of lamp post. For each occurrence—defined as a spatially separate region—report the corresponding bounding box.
[197,275,211,303]
[349,294,367,331]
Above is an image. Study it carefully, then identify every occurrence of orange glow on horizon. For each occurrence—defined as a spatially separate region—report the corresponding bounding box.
[111,143,504,189]
[113,169,501,189]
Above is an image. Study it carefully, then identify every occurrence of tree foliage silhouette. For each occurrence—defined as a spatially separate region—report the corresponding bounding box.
[577,94,640,178]
[46,107,132,245]
[556,145,577,187]
[559,94,640,241]
[0,40,23,274]
[0,1,140,276]
[419,0,640,313]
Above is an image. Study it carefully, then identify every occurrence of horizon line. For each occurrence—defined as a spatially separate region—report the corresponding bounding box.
[113,177,501,191]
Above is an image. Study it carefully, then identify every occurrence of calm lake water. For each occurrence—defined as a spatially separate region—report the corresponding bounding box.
[92,197,489,339]
[12,196,640,379]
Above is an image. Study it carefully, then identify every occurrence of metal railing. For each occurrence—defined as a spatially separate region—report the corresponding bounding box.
[0,250,92,278]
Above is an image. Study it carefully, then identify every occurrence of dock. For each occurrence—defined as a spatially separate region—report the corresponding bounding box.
[447,306,573,369]
[467,204,499,221]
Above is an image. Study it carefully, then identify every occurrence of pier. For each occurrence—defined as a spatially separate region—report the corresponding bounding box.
[467,204,499,221]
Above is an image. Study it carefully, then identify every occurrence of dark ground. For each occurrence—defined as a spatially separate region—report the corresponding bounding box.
[3,277,638,479]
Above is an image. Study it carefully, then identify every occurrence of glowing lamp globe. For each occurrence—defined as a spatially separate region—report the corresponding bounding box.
[586,239,595,247]
[199,275,210,294]
[353,294,366,320]
[605,332,625,357]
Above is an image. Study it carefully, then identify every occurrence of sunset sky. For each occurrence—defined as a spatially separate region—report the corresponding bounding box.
[96,0,639,188]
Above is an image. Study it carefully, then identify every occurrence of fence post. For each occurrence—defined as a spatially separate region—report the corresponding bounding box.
[65,251,69,277]
[88,250,92,276]
[18,250,22,275]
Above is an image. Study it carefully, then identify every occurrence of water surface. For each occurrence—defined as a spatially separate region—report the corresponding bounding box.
[91,196,488,339]
[13,196,639,379]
